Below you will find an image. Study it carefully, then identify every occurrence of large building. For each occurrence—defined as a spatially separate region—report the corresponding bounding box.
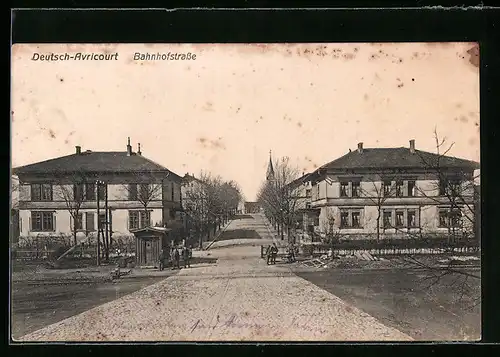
[306,140,479,240]
[12,139,183,242]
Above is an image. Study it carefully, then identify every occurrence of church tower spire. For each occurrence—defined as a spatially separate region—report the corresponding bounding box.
[266,150,275,181]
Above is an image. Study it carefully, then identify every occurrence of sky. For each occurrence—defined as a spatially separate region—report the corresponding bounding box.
[11,43,480,201]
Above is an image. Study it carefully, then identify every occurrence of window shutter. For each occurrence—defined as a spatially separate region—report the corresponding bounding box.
[54,213,57,231]
[29,216,31,231]
[70,215,73,230]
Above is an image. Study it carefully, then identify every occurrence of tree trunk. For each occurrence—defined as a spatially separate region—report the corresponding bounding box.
[376,212,381,243]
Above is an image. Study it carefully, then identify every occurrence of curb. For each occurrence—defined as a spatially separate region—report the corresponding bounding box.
[203,220,234,251]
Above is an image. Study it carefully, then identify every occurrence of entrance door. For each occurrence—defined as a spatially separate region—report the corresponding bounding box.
[145,239,153,266]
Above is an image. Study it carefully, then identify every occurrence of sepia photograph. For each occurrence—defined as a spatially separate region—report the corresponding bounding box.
[10,42,480,342]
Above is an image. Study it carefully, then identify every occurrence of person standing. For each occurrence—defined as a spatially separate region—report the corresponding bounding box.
[174,247,181,270]
[289,243,296,262]
[266,245,272,265]
[158,249,165,271]
[271,243,278,265]
[182,246,191,268]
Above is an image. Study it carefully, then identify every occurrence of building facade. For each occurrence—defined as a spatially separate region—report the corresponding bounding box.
[307,140,479,240]
[13,139,183,243]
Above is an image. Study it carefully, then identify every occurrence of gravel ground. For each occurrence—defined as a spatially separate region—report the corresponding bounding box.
[18,243,411,342]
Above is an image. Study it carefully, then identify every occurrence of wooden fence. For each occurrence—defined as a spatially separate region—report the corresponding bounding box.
[261,238,479,259]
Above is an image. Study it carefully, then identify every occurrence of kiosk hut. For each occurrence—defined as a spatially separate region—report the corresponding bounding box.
[131,226,173,268]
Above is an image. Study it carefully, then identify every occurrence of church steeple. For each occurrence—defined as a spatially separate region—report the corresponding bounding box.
[266,150,275,181]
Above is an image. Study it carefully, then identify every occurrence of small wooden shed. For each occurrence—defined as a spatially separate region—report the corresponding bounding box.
[131,227,173,268]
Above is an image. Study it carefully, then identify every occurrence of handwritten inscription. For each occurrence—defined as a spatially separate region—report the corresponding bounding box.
[189,314,329,334]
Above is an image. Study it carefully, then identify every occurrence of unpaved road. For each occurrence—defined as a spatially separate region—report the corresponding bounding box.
[16,215,411,342]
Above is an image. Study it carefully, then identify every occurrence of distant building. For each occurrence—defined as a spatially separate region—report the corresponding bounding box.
[12,139,183,242]
[307,140,479,240]
[266,150,275,182]
[244,202,261,214]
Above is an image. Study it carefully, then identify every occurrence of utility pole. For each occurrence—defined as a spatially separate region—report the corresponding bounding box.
[96,180,101,266]
[104,182,109,261]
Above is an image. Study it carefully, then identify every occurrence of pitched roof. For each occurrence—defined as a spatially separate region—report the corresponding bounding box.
[12,151,181,178]
[182,173,202,184]
[266,152,275,181]
[319,148,479,171]
[287,172,313,189]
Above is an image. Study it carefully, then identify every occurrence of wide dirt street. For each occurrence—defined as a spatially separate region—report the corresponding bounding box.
[18,214,411,342]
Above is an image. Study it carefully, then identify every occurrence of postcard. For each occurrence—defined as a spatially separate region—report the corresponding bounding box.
[10,42,480,342]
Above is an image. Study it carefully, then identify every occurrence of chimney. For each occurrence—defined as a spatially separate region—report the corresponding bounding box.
[409,139,415,154]
[75,146,81,155]
[357,142,363,154]
[126,137,132,156]
[137,143,142,155]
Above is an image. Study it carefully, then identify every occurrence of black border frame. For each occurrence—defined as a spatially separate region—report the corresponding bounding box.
[8,6,500,355]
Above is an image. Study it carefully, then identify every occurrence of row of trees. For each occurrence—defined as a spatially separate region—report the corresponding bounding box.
[257,156,302,241]
[183,172,243,248]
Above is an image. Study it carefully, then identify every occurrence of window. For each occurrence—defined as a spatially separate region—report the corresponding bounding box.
[74,184,84,201]
[139,184,150,201]
[395,181,404,197]
[351,211,361,228]
[98,213,106,230]
[86,183,96,201]
[340,182,348,197]
[305,189,312,197]
[450,210,463,228]
[407,210,416,228]
[449,179,462,196]
[74,213,83,230]
[31,211,54,231]
[305,202,311,209]
[97,184,106,200]
[395,211,404,227]
[382,181,392,197]
[171,183,175,201]
[313,216,320,226]
[351,182,360,197]
[31,184,53,201]
[439,179,448,196]
[383,211,392,228]
[340,209,363,228]
[140,211,151,228]
[340,211,349,228]
[439,210,448,227]
[408,180,416,197]
[128,184,138,200]
[86,212,95,231]
[129,211,139,230]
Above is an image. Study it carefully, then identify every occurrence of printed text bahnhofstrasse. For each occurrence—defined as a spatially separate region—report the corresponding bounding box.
[133,52,197,61]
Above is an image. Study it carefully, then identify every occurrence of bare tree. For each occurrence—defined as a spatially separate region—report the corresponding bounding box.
[55,172,86,247]
[11,176,19,210]
[257,156,301,241]
[358,175,399,242]
[183,172,243,248]
[121,172,168,228]
[398,130,480,307]
[414,129,479,244]
[320,208,345,257]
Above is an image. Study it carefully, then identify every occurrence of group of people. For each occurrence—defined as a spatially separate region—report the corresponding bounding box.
[265,242,298,265]
[266,243,279,265]
[158,245,192,271]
